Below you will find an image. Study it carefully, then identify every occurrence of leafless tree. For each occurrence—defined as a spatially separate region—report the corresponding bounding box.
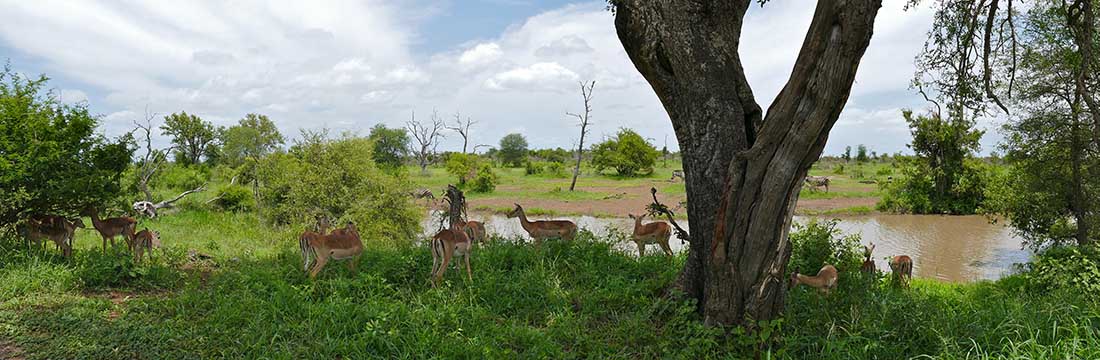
[131,107,205,218]
[407,109,446,174]
[446,111,478,154]
[566,80,595,192]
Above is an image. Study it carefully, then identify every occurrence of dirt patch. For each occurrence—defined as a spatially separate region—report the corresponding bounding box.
[0,339,26,360]
[471,183,877,217]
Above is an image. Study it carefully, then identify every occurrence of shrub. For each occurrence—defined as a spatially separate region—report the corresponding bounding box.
[544,161,566,177]
[256,133,420,246]
[445,153,480,185]
[470,164,497,193]
[590,128,659,177]
[788,219,863,276]
[1021,245,1100,294]
[213,184,255,212]
[524,159,544,175]
[878,157,990,214]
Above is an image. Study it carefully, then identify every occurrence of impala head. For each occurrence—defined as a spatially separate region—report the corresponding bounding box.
[789,271,801,287]
[507,203,523,218]
[863,243,875,258]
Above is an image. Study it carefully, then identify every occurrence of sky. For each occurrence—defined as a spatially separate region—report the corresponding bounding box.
[0,0,1009,155]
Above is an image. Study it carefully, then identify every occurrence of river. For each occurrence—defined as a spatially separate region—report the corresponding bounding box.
[422,212,1030,283]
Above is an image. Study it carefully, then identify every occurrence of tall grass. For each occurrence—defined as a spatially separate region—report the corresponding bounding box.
[1,210,1097,359]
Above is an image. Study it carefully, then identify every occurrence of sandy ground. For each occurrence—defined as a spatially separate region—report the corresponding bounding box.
[470,182,878,217]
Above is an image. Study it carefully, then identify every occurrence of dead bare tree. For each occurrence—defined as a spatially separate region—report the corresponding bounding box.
[566,81,595,192]
[446,111,478,154]
[407,110,446,175]
[131,107,206,218]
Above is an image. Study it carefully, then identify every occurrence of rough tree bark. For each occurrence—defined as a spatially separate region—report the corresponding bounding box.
[567,81,595,192]
[613,0,881,326]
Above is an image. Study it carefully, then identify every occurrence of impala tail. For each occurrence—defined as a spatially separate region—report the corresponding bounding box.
[300,233,316,272]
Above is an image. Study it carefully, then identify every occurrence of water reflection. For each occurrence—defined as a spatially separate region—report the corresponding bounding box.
[422,212,1030,283]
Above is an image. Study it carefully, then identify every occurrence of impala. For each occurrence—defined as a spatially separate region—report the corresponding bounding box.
[627,213,672,257]
[429,225,473,287]
[132,228,161,262]
[25,215,84,257]
[890,255,914,289]
[860,243,876,273]
[458,220,487,246]
[300,222,363,279]
[790,264,839,295]
[82,207,137,251]
[506,203,577,246]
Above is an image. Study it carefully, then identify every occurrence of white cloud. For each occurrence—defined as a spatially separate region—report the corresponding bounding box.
[484,62,579,92]
[0,0,951,154]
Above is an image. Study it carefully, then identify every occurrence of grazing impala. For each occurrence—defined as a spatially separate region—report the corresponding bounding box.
[790,264,839,295]
[860,244,876,273]
[890,255,914,289]
[429,225,473,287]
[82,207,137,251]
[132,228,161,262]
[300,222,363,279]
[458,220,487,246]
[25,216,84,257]
[627,213,672,257]
[506,203,577,246]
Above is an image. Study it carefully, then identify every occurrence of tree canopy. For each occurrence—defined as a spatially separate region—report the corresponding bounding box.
[161,111,218,166]
[498,133,528,167]
[220,113,284,167]
[590,128,659,177]
[367,124,409,169]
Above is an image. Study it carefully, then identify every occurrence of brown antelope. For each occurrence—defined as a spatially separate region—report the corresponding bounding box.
[429,225,473,287]
[506,203,577,246]
[300,222,363,279]
[860,243,876,273]
[25,216,84,257]
[627,213,672,257]
[458,220,487,246]
[790,264,839,295]
[890,255,914,289]
[132,228,161,262]
[81,207,137,251]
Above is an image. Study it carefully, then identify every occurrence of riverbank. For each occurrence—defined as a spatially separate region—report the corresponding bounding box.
[1,210,1096,359]
[409,161,886,218]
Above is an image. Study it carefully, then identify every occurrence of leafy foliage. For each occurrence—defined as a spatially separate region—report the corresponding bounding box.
[787,219,864,276]
[470,164,497,193]
[444,153,480,185]
[590,128,659,177]
[220,113,284,167]
[213,184,255,212]
[1020,245,1100,295]
[255,131,420,245]
[498,133,528,167]
[367,123,409,169]
[0,66,133,224]
[878,111,989,214]
[161,111,218,166]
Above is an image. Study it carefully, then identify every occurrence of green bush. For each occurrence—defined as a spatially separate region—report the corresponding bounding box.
[590,128,659,177]
[877,157,989,214]
[1021,245,1100,294]
[470,164,497,193]
[214,184,255,212]
[788,219,864,276]
[255,133,420,246]
[544,161,566,177]
[159,164,207,191]
[445,153,480,185]
[74,244,183,290]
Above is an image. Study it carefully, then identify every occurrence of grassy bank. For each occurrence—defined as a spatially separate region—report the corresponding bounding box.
[2,210,1098,359]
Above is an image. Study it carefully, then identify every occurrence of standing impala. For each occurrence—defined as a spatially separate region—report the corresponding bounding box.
[429,224,473,287]
[790,264,839,295]
[860,244,876,273]
[627,213,672,257]
[25,215,84,257]
[132,228,161,262]
[458,220,487,246]
[890,255,914,289]
[300,222,363,279]
[82,207,137,251]
[506,203,577,246]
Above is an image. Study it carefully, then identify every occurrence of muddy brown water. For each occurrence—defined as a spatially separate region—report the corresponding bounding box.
[422,213,1029,283]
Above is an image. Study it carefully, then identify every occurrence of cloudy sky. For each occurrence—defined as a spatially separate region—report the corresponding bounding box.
[0,0,1006,155]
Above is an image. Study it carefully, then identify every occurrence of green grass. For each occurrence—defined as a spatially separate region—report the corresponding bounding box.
[4,209,1096,359]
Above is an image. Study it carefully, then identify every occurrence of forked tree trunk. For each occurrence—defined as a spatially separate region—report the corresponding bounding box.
[613,0,880,326]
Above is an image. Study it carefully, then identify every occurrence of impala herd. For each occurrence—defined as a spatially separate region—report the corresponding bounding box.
[21,199,917,294]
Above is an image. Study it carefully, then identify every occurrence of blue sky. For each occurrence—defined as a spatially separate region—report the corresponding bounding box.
[0,0,1008,155]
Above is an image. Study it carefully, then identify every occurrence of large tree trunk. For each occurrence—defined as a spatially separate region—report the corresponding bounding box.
[614,0,880,327]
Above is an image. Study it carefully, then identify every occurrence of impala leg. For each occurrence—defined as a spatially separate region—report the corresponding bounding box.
[659,241,673,257]
[309,252,330,280]
[636,241,645,258]
[435,245,454,287]
[464,252,472,282]
[430,239,442,284]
